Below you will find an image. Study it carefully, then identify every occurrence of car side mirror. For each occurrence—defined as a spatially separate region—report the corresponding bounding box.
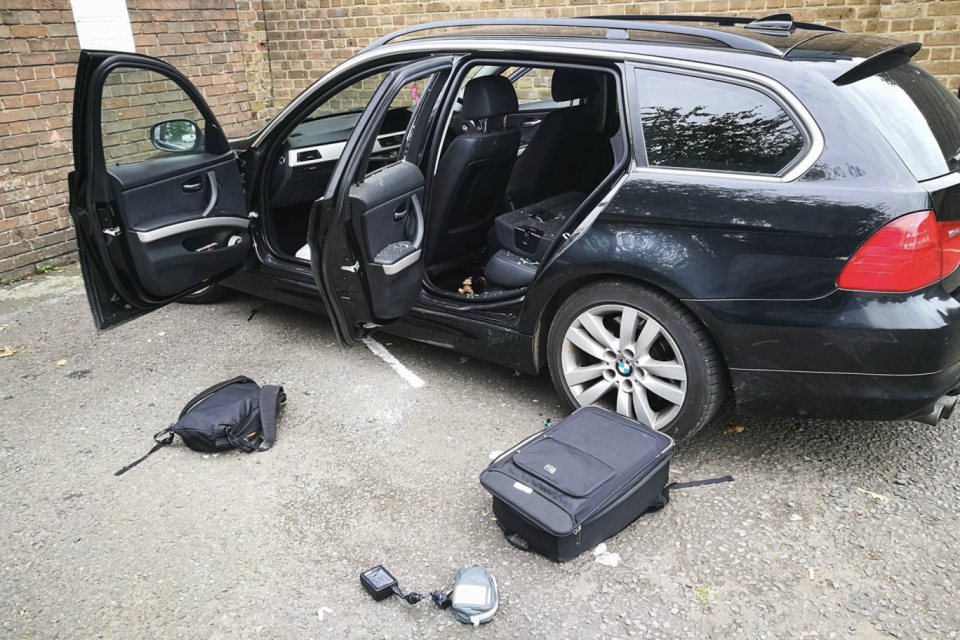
[150,119,202,152]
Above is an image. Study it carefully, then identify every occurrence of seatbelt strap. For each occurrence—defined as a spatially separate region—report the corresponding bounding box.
[115,428,175,476]
[257,384,285,451]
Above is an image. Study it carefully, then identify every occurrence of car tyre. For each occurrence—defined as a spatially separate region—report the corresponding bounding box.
[547,280,726,442]
[178,283,231,305]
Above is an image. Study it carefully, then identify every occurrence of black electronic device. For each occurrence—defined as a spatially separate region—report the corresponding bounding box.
[360,565,423,604]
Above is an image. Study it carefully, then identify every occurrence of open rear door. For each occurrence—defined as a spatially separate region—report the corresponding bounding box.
[309,56,455,345]
[69,51,250,331]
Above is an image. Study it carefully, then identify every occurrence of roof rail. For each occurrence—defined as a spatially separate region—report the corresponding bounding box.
[589,13,843,34]
[362,17,784,56]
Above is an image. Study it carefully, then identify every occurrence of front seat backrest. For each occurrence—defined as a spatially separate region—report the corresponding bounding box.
[426,75,521,273]
[507,69,607,204]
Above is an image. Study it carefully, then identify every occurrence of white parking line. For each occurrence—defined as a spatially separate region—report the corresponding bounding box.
[362,337,425,389]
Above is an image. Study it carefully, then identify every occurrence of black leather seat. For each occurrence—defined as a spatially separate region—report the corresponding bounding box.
[483,191,585,290]
[426,75,521,273]
[485,249,539,289]
[506,69,613,204]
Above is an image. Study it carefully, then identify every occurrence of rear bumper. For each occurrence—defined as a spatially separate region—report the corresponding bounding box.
[691,283,960,421]
[728,366,960,421]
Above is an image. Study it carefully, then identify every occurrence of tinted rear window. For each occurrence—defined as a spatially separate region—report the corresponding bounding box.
[843,64,960,181]
[635,69,805,175]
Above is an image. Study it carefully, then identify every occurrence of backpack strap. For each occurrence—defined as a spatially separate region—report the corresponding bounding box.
[179,376,255,418]
[257,384,286,451]
[115,428,175,476]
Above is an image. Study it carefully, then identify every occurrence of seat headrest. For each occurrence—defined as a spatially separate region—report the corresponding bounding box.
[461,75,519,120]
[551,69,601,102]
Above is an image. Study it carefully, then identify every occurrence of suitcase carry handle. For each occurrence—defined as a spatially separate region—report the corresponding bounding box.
[496,521,534,553]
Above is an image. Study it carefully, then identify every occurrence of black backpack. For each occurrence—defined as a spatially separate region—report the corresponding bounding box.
[116,376,286,476]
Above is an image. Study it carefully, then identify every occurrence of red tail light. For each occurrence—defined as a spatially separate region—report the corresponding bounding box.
[942,219,960,278]
[837,211,960,293]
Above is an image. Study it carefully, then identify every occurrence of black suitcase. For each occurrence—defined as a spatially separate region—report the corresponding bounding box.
[480,407,674,562]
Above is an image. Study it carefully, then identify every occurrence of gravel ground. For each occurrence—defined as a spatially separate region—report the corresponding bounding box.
[1,266,958,639]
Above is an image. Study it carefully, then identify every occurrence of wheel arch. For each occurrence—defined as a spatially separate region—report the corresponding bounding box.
[529,272,731,383]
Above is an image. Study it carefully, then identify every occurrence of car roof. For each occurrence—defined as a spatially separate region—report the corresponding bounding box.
[368,15,920,82]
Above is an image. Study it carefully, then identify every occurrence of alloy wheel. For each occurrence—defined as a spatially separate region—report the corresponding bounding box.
[560,304,687,430]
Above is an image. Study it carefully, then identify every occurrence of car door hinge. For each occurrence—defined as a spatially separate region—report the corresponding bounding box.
[341,261,360,273]
[103,227,121,237]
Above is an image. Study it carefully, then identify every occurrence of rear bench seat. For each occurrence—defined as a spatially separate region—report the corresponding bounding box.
[484,191,584,288]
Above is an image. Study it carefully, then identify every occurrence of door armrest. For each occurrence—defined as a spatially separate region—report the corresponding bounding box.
[374,241,420,275]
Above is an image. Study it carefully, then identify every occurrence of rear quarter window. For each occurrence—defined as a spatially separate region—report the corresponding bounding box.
[635,69,806,175]
[842,64,960,182]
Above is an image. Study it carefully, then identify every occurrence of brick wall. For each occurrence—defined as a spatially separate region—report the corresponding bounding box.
[1,0,958,281]
[236,1,276,118]
[260,0,960,110]
[0,0,259,282]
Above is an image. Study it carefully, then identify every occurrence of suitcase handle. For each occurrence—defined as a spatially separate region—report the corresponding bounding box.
[496,521,533,553]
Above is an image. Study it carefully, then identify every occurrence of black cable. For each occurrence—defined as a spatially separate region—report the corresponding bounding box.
[391,585,422,604]
[430,590,453,609]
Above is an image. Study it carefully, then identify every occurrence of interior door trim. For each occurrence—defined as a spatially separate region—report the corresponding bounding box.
[199,170,219,217]
[132,216,249,243]
[381,248,421,275]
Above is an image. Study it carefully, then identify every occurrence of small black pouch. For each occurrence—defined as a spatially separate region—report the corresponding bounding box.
[116,376,285,475]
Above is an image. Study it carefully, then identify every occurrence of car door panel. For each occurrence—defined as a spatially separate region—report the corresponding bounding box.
[354,160,423,258]
[69,51,249,330]
[311,56,456,345]
[110,153,245,231]
[109,153,248,297]
[350,161,426,318]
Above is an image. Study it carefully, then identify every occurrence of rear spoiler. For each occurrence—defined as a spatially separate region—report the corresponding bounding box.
[832,42,922,86]
[785,34,923,85]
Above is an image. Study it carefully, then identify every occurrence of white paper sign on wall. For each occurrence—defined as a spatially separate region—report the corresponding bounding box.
[70,0,136,53]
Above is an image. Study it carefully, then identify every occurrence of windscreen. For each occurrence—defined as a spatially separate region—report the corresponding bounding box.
[843,64,960,181]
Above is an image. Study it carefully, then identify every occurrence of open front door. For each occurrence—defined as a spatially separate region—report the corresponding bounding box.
[69,51,250,331]
[309,57,455,345]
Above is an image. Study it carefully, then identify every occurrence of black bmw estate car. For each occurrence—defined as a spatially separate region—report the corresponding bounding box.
[69,14,960,440]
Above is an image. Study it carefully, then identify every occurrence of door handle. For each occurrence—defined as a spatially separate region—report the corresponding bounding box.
[182,177,203,192]
[408,195,424,248]
[521,119,542,128]
[394,203,408,221]
[200,170,219,217]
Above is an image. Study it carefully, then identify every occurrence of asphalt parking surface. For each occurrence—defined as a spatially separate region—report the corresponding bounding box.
[2,266,959,639]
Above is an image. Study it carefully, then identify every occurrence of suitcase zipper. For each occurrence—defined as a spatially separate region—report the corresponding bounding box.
[490,431,546,465]
[574,525,581,545]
